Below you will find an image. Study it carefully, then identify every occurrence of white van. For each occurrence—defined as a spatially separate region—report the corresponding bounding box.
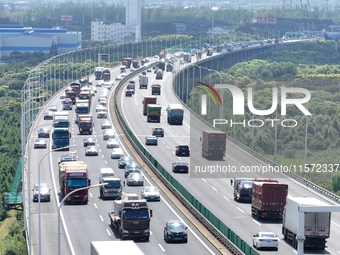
[99,168,115,183]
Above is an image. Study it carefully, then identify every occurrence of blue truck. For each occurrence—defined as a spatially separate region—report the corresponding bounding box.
[52,127,71,150]
[167,104,184,125]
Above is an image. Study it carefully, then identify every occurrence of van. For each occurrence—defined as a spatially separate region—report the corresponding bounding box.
[99,168,115,183]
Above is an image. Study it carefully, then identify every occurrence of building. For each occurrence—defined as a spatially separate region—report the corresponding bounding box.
[91,0,141,43]
[0,24,81,58]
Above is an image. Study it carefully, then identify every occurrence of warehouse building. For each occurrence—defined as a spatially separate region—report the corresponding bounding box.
[0,24,81,58]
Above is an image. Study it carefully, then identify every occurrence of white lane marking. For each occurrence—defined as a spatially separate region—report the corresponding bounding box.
[223,196,230,201]
[212,186,217,192]
[201,178,207,182]
[332,220,340,227]
[252,219,261,226]
[237,207,244,213]
[93,203,97,209]
[292,249,297,254]
[106,229,111,236]
[158,244,165,252]
[99,215,104,222]
[89,193,93,198]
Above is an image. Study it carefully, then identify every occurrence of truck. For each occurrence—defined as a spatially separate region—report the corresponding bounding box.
[90,241,144,255]
[151,84,161,95]
[226,44,234,51]
[99,176,122,200]
[142,96,157,116]
[282,196,331,249]
[75,101,90,124]
[156,69,163,80]
[147,104,161,123]
[216,45,223,52]
[122,57,132,68]
[108,198,153,240]
[94,67,104,80]
[167,104,184,125]
[201,130,226,160]
[157,58,166,71]
[251,181,288,220]
[59,161,90,204]
[102,68,111,81]
[120,65,126,74]
[139,75,148,89]
[206,47,213,56]
[79,90,91,107]
[70,82,81,97]
[197,51,202,59]
[78,114,93,135]
[159,50,165,59]
[63,98,73,110]
[166,62,173,72]
[52,127,71,150]
[183,53,192,63]
[65,88,76,104]
[53,111,70,128]
[132,59,140,68]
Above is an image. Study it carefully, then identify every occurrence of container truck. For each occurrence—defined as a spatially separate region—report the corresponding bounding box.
[59,161,90,204]
[167,104,184,125]
[65,88,76,104]
[108,199,153,241]
[147,104,161,123]
[216,45,222,52]
[78,114,93,135]
[251,181,288,220]
[79,90,91,107]
[201,130,226,160]
[142,96,157,116]
[63,98,73,110]
[90,241,144,255]
[132,59,140,68]
[166,62,173,72]
[226,44,234,51]
[282,196,331,249]
[75,101,90,124]
[102,68,111,81]
[139,75,148,89]
[206,47,213,56]
[157,58,166,71]
[70,82,81,97]
[53,112,70,128]
[183,53,192,63]
[156,69,163,79]
[197,51,202,59]
[151,84,161,95]
[94,67,104,80]
[122,57,132,68]
[52,127,71,150]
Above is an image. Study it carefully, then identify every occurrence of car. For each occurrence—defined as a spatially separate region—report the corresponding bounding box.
[126,172,144,186]
[252,232,278,251]
[103,129,115,140]
[48,104,58,112]
[32,183,51,202]
[124,162,141,178]
[101,120,112,129]
[63,98,73,110]
[37,127,50,138]
[43,111,54,120]
[145,135,158,145]
[96,104,106,112]
[111,148,124,159]
[83,137,96,147]
[106,138,119,148]
[99,97,107,106]
[175,145,190,156]
[147,69,152,73]
[152,66,157,70]
[172,161,189,173]
[118,156,133,169]
[125,89,134,97]
[58,152,78,165]
[103,82,112,90]
[121,72,126,77]
[98,95,107,102]
[164,220,188,243]
[130,67,135,72]
[95,81,103,87]
[85,145,98,156]
[154,55,158,58]
[97,109,107,119]
[141,71,146,76]
[141,186,160,201]
[115,75,122,80]
[92,86,97,93]
[152,127,164,137]
[34,138,47,149]
[60,93,65,99]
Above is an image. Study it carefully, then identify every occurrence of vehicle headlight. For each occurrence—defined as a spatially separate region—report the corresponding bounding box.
[144,229,150,234]
[122,230,129,234]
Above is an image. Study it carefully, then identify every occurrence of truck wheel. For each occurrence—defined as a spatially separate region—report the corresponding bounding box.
[145,236,149,242]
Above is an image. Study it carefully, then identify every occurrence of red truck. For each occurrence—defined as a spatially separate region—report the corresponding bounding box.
[70,82,81,97]
[142,96,157,116]
[78,114,93,135]
[59,161,90,204]
[201,130,226,160]
[122,58,132,68]
[65,88,76,104]
[102,68,111,81]
[251,181,288,220]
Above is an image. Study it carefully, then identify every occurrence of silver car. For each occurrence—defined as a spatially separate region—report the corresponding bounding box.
[141,186,160,201]
[111,148,124,159]
[32,183,51,202]
[126,172,144,186]
[106,138,119,148]
[103,129,115,140]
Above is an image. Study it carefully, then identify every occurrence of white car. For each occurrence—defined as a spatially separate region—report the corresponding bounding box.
[141,186,160,201]
[145,135,158,145]
[252,232,278,251]
[115,75,122,81]
[99,98,107,106]
[97,108,107,119]
[121,73,126,77]
[111,148,124,159]
[60,93,65,99]
[106,138,119,148]
[96,105,106,112]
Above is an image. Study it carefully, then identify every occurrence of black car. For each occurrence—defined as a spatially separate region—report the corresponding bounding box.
[58,152,78,165]
[152,127,164,137]
[118,156,133,169]
[124,162,141,178]
[83,137,96,147]
[164,220,188,243]
[43,111,53,120]
[125,89,134,97]
[37,127,50,138]
[175,145,190,157]
[172,161,189,173]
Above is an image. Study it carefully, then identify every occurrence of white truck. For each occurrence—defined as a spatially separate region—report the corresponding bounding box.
[282,196,331,249]
[90,241,144,255]
[139,75,148,89]
[183,53,192,63]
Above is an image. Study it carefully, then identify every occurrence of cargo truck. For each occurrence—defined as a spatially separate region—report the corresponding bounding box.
[53,112,70,128]
[75,101,90,124]
[166,62,173,72]
[183,53,192,63]
[65,88,76,104]
[122,57,132,68]
[151,84,161,95]
[251,181,288,220]
[206,47,213,56]
[142,96,157,116]
[197,51,202,59]
[158,58,166,71]
[78,114,93,135]
[102,68,111,81]
[59,161,90,204]
[52,127,71,150]
[139,75,148,89]
[63,98,73,110]
[108,199,153,241]
[201,130,226,160]
[282,196,331,249]
[70,82,81,97]
[147,104,161,123]
[94,67,104,80]
[167,104,184,125]
[90,241,144,255]
[216,45,222,52]
[132,59,140,68]
[79,90,91,107]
